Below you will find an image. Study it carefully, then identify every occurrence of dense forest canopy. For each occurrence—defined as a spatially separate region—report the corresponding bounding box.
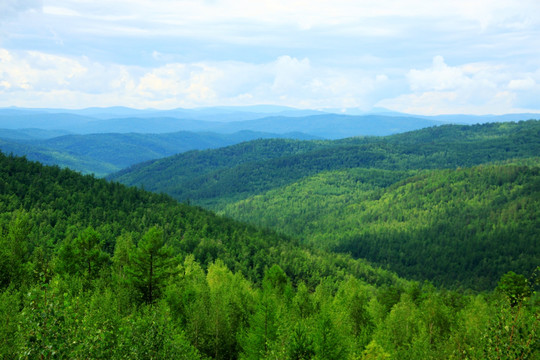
[109,120,540,290]
[0,151,402,290]
[0,120,538,358]
[221,161,540,290]
[110,120,540,208]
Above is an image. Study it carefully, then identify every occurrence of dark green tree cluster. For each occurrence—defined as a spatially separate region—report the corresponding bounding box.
[223,162,540,290]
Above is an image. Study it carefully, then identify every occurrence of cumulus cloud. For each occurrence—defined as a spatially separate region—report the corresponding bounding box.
[407,56,471,91]
[377,56,540,115]
[0,48,393,110]
[0,49,85,91]
[2,0,540,114]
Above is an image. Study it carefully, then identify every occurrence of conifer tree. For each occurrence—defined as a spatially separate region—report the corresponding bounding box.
[127,226,174,304]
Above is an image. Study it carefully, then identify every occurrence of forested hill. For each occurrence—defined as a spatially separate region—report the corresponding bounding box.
[110,120,540,208]
[221,162,540,290]
[109,138,331,195]
[0,151,399,290]
[108,120,540,290]
[1,153,538,358]
[0,130,317,177]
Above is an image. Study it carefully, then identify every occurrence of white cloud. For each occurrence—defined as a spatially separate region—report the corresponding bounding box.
[508,78,536,91]
[0,49,82,91]
[408,56,471,91]
[1,1,539,114]
[271,56,311,94]
[378,56,540,114]
[0,48,393,109]
[4,48,537,114]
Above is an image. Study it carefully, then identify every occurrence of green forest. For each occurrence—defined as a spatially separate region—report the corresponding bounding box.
[110,120,540,208]
[221,162,540,290]
[111,121,540,289]
[0,121,539,359]
[0,130,316,177]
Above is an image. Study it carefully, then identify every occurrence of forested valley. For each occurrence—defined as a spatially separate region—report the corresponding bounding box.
[222,161,540,290]
[111,121,540,289]
[0,121,539,359]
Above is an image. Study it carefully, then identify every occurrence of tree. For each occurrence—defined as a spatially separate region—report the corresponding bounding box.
[127,226,175,304]
[313,311,346,360]
[497,271,532,307]
[362,340,390,360]
[56,226,109,280]
[288,321,315,360]
[0,210,32,289]
[112,232,135,283]
[73,227,109,279]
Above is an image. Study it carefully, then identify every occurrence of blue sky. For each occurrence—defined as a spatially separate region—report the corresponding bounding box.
[0,0,539,114]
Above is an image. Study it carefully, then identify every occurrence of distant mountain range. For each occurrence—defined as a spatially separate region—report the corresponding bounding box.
[1,107,440,138]
[2,106,538,138]
[1,106,538,176]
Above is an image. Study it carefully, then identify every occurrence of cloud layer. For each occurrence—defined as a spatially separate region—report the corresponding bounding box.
[0,0,539,114]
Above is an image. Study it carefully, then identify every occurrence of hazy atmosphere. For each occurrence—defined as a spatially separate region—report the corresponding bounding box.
[1,0,539,114]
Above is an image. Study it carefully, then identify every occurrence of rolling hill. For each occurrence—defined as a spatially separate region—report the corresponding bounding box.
[110,120,540,208]
[0,147,537,359]
[109,120,540,289]
[220,162,540,289]
[0,130,317,176]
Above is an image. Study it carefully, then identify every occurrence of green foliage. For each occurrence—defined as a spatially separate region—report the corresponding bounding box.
[362,341,391,360]
[57,226,109,279]
[223,162,540,289]
[497,271,533,307]
[287,321,315,360]
[0,210,32,289]
[127,226,175,304]
[111,120,540,208]
[482,300,539,360]
[0,289,19,358]
[0,132,538,359]
[313,310,347,359]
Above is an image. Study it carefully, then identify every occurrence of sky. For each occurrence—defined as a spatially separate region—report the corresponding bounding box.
[0,0,539,115]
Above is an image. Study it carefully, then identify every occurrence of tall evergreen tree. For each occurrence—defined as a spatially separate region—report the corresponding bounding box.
[127,226,175,304]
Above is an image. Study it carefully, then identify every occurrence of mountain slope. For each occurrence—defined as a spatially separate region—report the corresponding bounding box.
[0,150,401,288]
[0,138,119,175]
[2,151,537,359]
[109,138,333,196]
[110,120,540,208]
[220,162,540,289]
